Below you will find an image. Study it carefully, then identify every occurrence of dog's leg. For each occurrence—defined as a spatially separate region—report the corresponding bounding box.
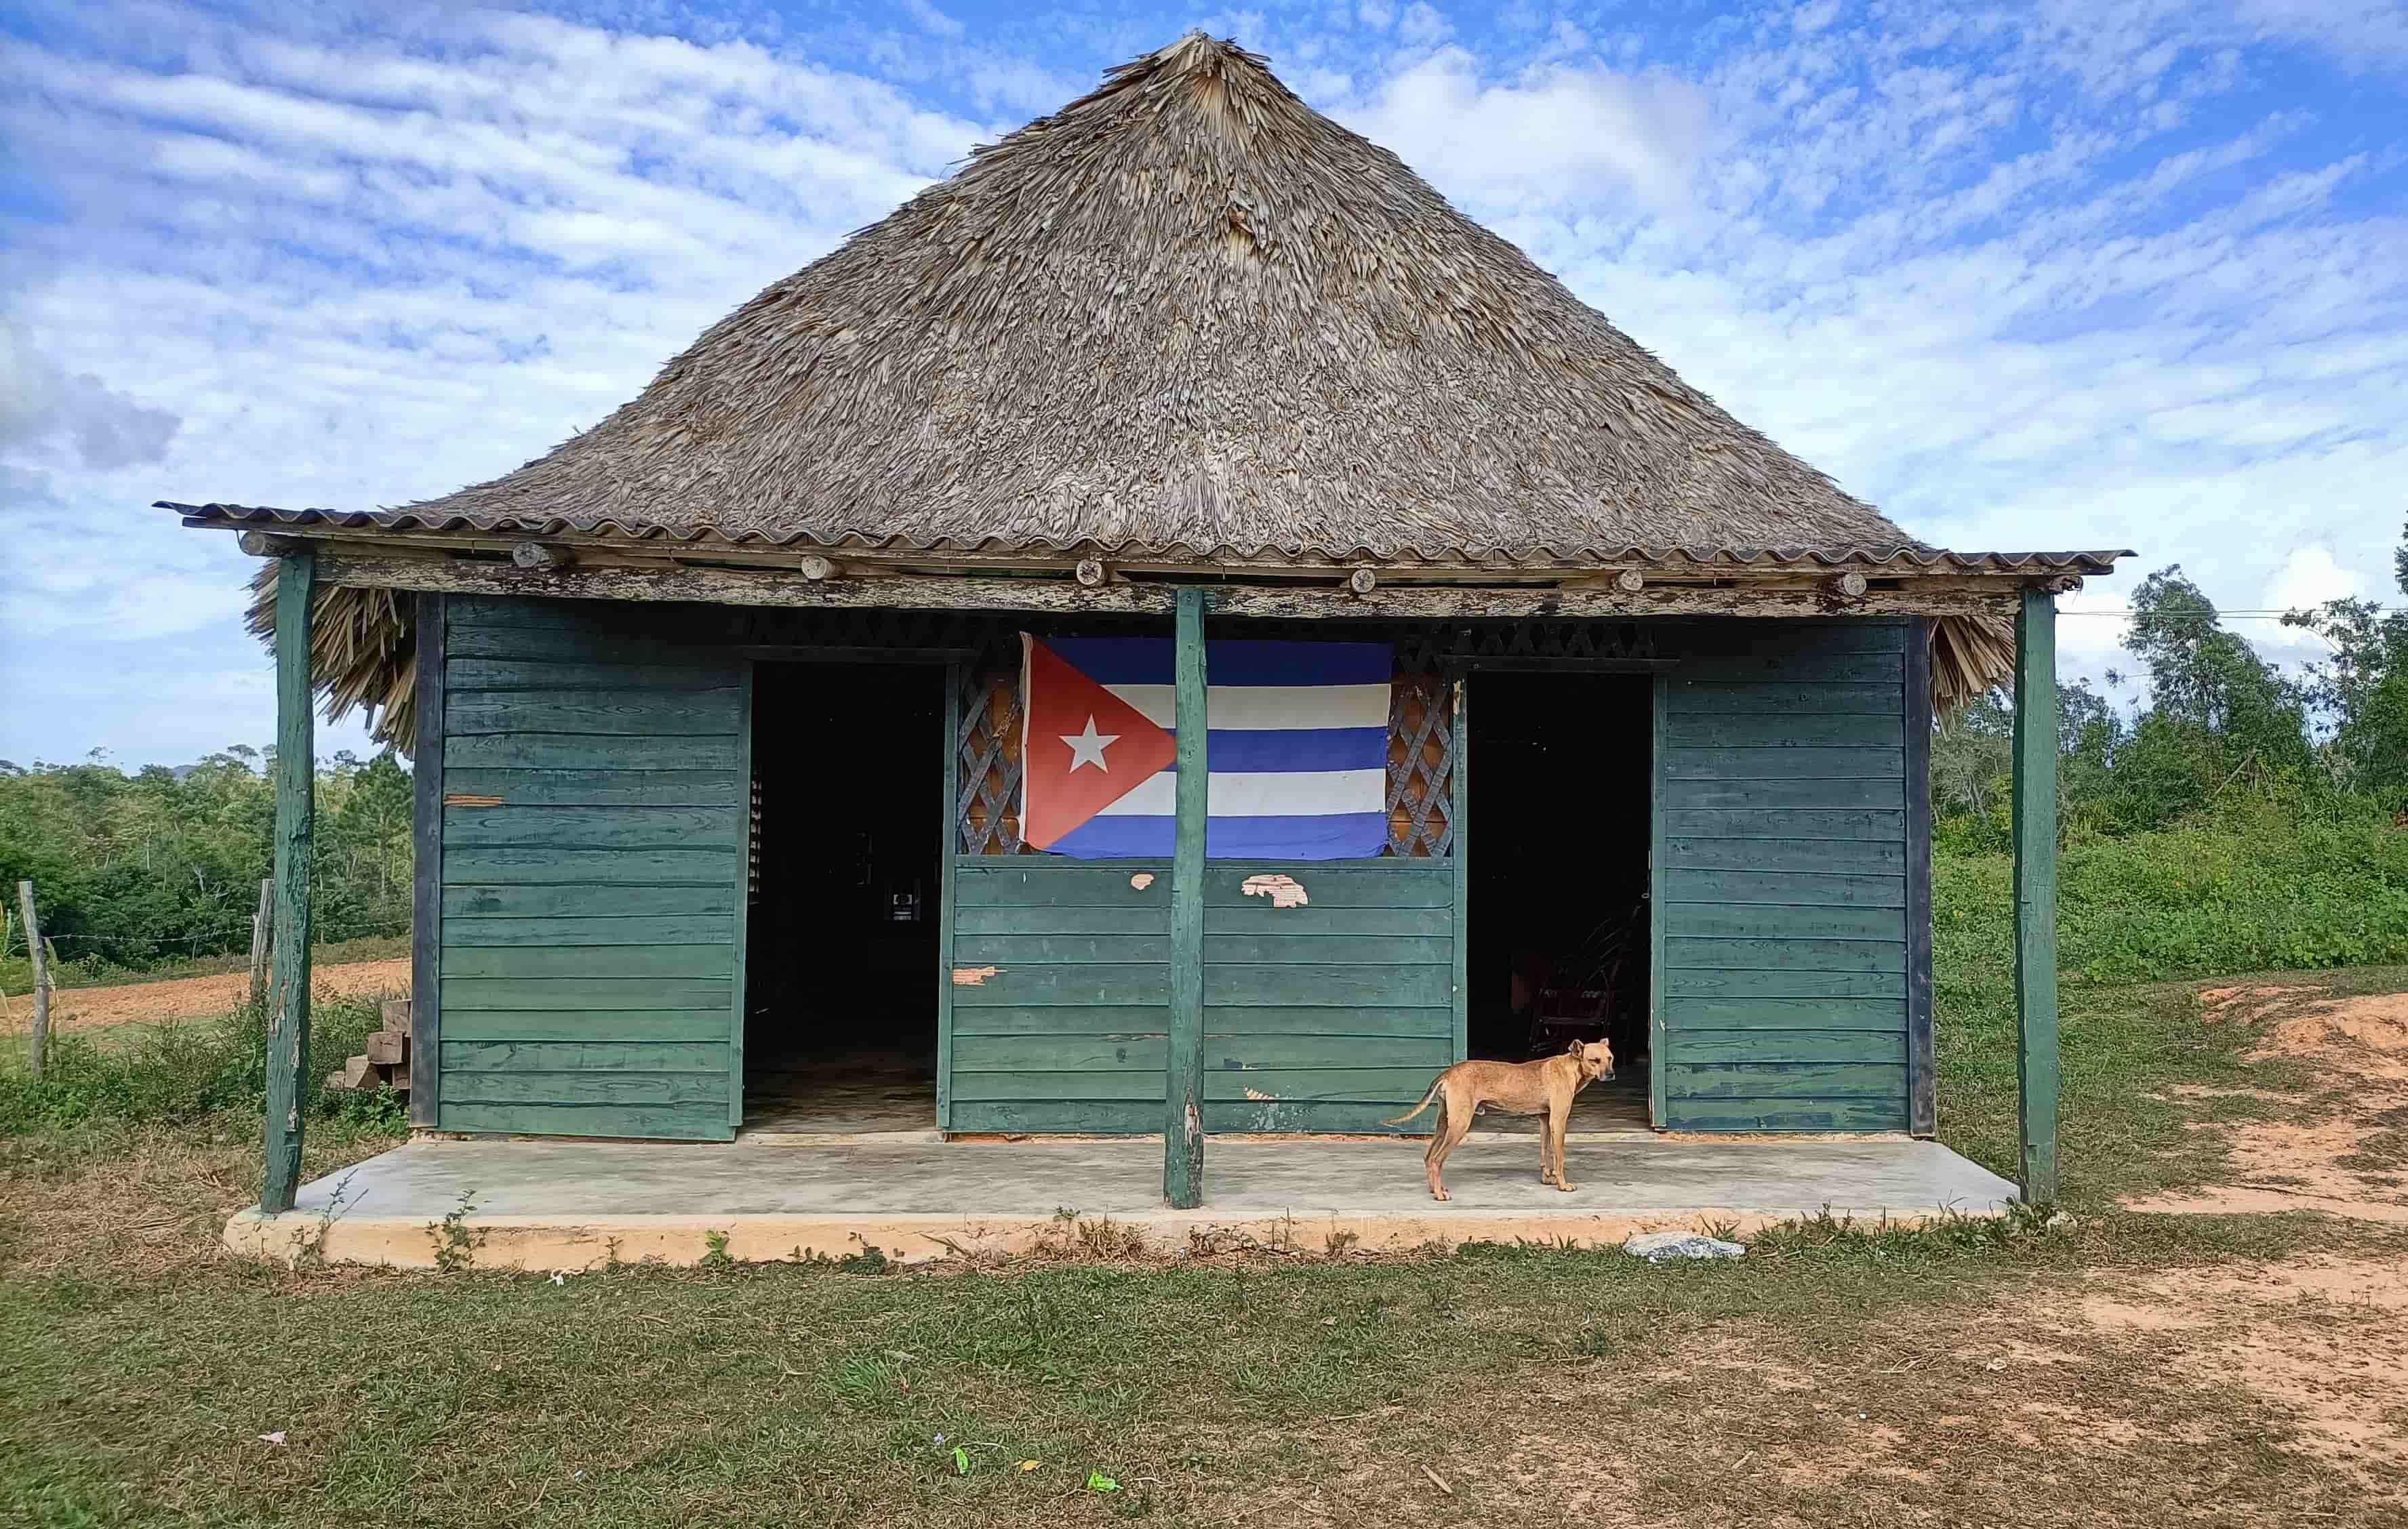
[1425,1094,1472,1202]
[1549,1095,1576,1191]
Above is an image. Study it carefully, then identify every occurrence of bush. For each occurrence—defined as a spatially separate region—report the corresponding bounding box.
[0,992,400,1136]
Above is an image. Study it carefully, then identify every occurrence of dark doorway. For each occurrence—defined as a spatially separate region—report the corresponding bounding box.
[1467,670,1654,1128]
[743,661,943,1134]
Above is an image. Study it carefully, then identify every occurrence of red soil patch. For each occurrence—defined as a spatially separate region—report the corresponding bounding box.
[12,960,412,1035]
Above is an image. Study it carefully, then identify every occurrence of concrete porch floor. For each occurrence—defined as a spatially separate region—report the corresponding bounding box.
[226,1134,2020,1269]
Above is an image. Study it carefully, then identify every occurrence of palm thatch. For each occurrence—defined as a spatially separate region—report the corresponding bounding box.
[245,563,416,746]
[231,33,2098,745]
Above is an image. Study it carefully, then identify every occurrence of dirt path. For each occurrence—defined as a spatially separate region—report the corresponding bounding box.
[10,959,412,1034]
[2127,985,2408,1222]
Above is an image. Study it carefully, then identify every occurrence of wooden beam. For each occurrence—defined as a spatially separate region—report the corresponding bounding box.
[1904,617,1936,1139]
[1164,586,1208,1209]
[408,592,445,1128]
[263,548,317,1213]
[310,550,2024,619]
[2013,588,2060,1203]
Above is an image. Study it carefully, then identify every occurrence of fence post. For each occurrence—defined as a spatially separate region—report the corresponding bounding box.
[248,877,274,1011]
[16,881,49,1080]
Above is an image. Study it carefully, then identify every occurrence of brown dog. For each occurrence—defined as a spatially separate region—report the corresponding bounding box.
[1384,1040,1616,1200]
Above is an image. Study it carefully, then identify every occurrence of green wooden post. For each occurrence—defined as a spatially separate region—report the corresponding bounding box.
[2013,587,2061,1203]
[262,549,317,1213]
[1164,587,1209,1208]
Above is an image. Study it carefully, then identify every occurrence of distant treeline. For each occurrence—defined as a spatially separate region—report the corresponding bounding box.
[1933,528,2408,850]
[0,748,412,983]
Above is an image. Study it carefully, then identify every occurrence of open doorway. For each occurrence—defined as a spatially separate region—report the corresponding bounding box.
[1467,670,1654,1130]
[743,661,943,1135]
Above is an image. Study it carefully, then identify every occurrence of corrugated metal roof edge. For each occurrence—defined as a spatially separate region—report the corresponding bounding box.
[161,501,2129,575]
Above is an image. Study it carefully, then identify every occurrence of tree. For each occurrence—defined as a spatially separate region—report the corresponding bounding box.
[2284,518,2408,810]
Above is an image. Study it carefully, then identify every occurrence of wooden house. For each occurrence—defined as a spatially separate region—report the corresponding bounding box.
[169,36,2119,1211]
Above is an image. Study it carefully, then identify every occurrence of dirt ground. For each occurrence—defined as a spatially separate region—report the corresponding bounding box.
[9,958,412,1035]
[2127,986,2408,1223]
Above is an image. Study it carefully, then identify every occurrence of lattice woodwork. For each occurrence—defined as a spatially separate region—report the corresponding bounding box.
[957,669,1030,854]
[1386,671,1454,857]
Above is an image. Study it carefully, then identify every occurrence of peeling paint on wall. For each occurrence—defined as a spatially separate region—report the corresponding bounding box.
[950,966,1001,986]
[443,794,504,807]
[1240,873,1308,908]
[1129,872,1155,891]
[1243,1086,1277,1101]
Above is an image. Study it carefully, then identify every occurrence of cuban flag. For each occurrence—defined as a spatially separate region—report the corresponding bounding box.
[1020,634,1392,859]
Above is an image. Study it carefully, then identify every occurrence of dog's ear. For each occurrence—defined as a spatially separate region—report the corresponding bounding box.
[1565,1038,1583,1056]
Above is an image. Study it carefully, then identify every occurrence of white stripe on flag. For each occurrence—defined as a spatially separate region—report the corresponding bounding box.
[1105,682,1389,731]
[1094,768,1390,817]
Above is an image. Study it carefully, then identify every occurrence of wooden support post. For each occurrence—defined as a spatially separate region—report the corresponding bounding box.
[262,549,317,1214]
[2013,587,2060,1203]
[16,881,49,1079]
[1164,586,1208,1208]
[247,876,274,1012]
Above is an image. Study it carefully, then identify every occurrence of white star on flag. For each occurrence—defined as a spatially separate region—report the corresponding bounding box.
[1061,715,1119,772]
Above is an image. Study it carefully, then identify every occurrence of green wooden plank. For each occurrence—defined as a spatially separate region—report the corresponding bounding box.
[445,914,733,947]
[1203,902,1454,937]
[2014,587,2061,1201]
[443,804,743,850]
[1668,1031,1908,1064]
[952,1033,1455,1072]
[1166,586,1209,1208]
[441,847,736,886]
[446,733,739,771]
[1649,672,1666,1129]
[955,905,1170,937]
[439,1010,731,1042]
[952,1068,1435,1103]
[1670,620,1908,656]
[447,691,742,737]
[445,624,707,666]
[1661,1098,1907,1133]
[1663,746,1902,779]
[439,768,746,807]
[440,1070,731,1106]
[947,1100,1157,1134]
[1663,968,1908,999]
[262,548,316,1214]
[441,1041,727,1072]
[1203,1100,1434,1134]
[1674,654,1904,684]
[955,863,1171,906]
[1664,996,1906,1029]
[949,1006,1173,1036]
[1664,936,1905,972]
[443,884,740,918]
[1201,867,1453,908]
[1662,837,1907,874]
[448,658,736,691]
[1664,1063,1908,1101]
[448,596,736,640]
[948,965,1171,1007]
[1660,809,1904,840]
[1212,1006,1453,1035]
[1662,869,1905,908]
[1204,933,1450,965]
[1204,964,1450,1007]
[1661,777,1904,811]
[1669,682,1904,714]
[1662,905,1905,941]
[437,1100,732,1140]
[443,944,734,979]
[441,977,733,1011]
[1664,714,1905,749]
[955,933,1170,964]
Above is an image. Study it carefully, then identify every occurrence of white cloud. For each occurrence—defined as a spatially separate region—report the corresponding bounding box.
[2262,544,2367,613]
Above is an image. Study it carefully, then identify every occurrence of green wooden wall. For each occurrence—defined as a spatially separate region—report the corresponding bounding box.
[1653,619,1913,1131]
[946,860,1454,1134]
[434,598,748,1140]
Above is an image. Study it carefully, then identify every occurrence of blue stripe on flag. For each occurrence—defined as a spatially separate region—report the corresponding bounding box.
[1045,637,1391,687]
[1047,812,1392,860]
[1176,727,1386,773]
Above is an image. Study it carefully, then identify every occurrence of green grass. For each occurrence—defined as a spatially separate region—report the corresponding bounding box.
[0,933,409,999]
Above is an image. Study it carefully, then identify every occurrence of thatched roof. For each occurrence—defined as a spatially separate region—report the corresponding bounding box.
[187,34,2125,745]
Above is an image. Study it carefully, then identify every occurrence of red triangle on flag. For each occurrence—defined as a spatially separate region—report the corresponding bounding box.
[1020,634,1179,851]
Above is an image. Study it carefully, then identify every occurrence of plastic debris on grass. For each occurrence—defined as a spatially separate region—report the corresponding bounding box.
[1623,1231,1745,1261]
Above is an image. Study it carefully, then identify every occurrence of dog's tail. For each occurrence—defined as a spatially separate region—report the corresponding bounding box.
[1383,1078,1443,1126]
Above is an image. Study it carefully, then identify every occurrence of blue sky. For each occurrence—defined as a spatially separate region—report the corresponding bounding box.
[3,0,2404,767]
